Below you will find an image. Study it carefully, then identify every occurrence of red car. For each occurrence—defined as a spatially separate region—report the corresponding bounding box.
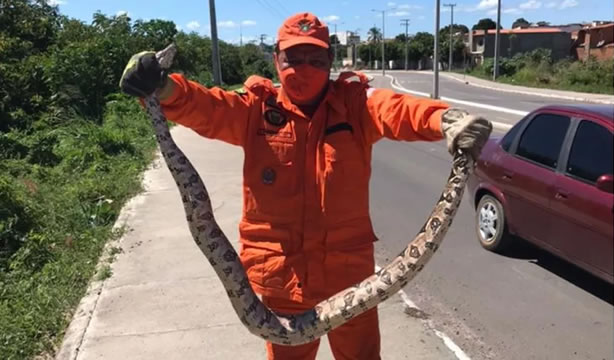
[467,104,614,284]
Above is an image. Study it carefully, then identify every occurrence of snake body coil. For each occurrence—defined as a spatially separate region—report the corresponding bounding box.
[142,44,473,345]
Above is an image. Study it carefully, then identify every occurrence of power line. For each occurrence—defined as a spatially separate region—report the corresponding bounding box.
[255,0,285,20]
[268,0,290,16]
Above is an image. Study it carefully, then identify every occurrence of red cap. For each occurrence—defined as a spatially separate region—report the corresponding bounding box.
[277,12,330,51]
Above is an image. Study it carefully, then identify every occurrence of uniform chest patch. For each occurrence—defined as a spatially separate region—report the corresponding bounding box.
[264,109,287,127]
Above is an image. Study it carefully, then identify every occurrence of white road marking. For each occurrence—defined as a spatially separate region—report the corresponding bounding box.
[375,265,472,360]
[383,74,523,131]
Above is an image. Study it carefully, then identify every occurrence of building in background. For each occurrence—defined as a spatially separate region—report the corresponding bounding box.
[465,27,573,65]
[572,23,614,61]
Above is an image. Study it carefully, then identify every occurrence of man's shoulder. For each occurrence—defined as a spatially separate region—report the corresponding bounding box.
[243,75,278,96]
[333,71,372,99]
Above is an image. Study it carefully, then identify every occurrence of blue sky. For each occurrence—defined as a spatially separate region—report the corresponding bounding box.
[49,0,613,44]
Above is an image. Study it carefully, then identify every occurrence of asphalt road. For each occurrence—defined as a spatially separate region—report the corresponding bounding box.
[366,75,614,360]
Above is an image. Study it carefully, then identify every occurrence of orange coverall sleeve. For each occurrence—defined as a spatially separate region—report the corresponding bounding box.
[158,73,253,146]
[360,87,450,145]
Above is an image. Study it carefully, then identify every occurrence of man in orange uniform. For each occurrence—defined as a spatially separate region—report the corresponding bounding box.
[121,12,491,360]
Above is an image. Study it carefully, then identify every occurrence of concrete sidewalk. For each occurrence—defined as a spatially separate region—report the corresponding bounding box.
[56,126,458,360]
[400,70,614,104]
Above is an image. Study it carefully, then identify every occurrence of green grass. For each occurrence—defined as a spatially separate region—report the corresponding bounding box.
[463,56,614,95]
[0,96,157,360]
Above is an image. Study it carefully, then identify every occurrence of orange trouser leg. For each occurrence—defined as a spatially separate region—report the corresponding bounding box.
[262,296,381,360]
[328,307,381,360]
[263,296,320,360]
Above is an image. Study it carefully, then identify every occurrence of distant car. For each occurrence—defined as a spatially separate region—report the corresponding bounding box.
[467,104,614,284]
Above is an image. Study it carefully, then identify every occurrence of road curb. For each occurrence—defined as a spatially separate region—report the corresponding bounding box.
[439,73,614,105]
[55,156,162,360]
[360,70,614,105]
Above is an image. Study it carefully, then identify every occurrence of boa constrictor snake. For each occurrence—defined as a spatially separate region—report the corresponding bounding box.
[142,44,474,346]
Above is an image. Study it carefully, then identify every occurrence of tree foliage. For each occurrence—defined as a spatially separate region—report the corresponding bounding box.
[512,17,530,28]
[0,2,276,357]
[473,18,498,30]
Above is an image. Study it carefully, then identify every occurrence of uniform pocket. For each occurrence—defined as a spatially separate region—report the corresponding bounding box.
[322,132,369,222]
[244,136,299,221]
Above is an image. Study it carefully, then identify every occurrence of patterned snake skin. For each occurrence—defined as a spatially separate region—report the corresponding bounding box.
[141,44,474,345]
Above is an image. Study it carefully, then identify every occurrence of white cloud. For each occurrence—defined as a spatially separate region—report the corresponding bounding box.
[477,0,498,10]
[354,15,361,20]
[419,15,426,20]
[186,21,201,31]
[388,2,397,6]
[559,0,578,9]
[398,4,424,10]
[545,1,557,8]
[322,15,340,22]
[218,20,237,28]
[504,8,523,14]
[241,20,257,26]
[488,7,521,15]
[519,0,542,9]
[116,10,129,17]
[389,10,410,16]
[47,0,66,5]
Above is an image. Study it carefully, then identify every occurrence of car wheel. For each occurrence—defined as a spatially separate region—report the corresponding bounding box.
[476,194,512,252]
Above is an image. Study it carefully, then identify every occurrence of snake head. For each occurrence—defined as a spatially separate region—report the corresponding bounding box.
[155,43,177,70]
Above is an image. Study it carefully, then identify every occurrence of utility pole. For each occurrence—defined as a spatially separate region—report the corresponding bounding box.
[260,34,267,48]
[444,3,456,71]
[240,23,243,47]
[372,8,395,76]
[433,0,441,98]
[493,0,501,80]
[400,19,410,70]
[208,0,222,85]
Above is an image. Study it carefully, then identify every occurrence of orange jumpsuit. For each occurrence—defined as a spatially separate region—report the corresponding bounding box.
[158,71,449,359]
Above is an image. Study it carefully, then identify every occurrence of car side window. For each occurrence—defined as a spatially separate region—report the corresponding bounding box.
[516,113,570,168]
[566,120,613,183]
[500,117,526,152]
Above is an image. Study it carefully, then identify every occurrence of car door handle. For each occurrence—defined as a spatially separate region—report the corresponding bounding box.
[555,190,569,200]
[502,171,514,180]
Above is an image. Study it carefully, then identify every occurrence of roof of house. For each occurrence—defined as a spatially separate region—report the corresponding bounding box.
[579,23,614,32]
[473,28,564,36]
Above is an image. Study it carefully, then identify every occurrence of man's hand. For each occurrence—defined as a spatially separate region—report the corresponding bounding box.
[441,108,493,162]
[119,51,170,98]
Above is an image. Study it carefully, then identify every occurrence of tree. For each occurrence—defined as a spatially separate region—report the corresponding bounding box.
[329,34,340,45]
[367,27,382,43]
[472,18,497,31]
[395,33,409,43]
[440,24,469,36]
[536,21,550,27]
[512,17,530,29]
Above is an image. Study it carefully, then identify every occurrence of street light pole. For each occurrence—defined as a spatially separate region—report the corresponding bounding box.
[208,0,222,85]
[372,8,395,76]
[332,22,345,69]
[493,0,501,80]
[433,0,441,98]
[401,19,410,70]
[444,3,456,71]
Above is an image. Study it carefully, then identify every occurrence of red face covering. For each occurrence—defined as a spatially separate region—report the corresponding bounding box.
[279,64,329,104]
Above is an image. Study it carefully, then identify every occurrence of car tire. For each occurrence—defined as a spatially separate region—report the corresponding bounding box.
[476,194,512,252]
